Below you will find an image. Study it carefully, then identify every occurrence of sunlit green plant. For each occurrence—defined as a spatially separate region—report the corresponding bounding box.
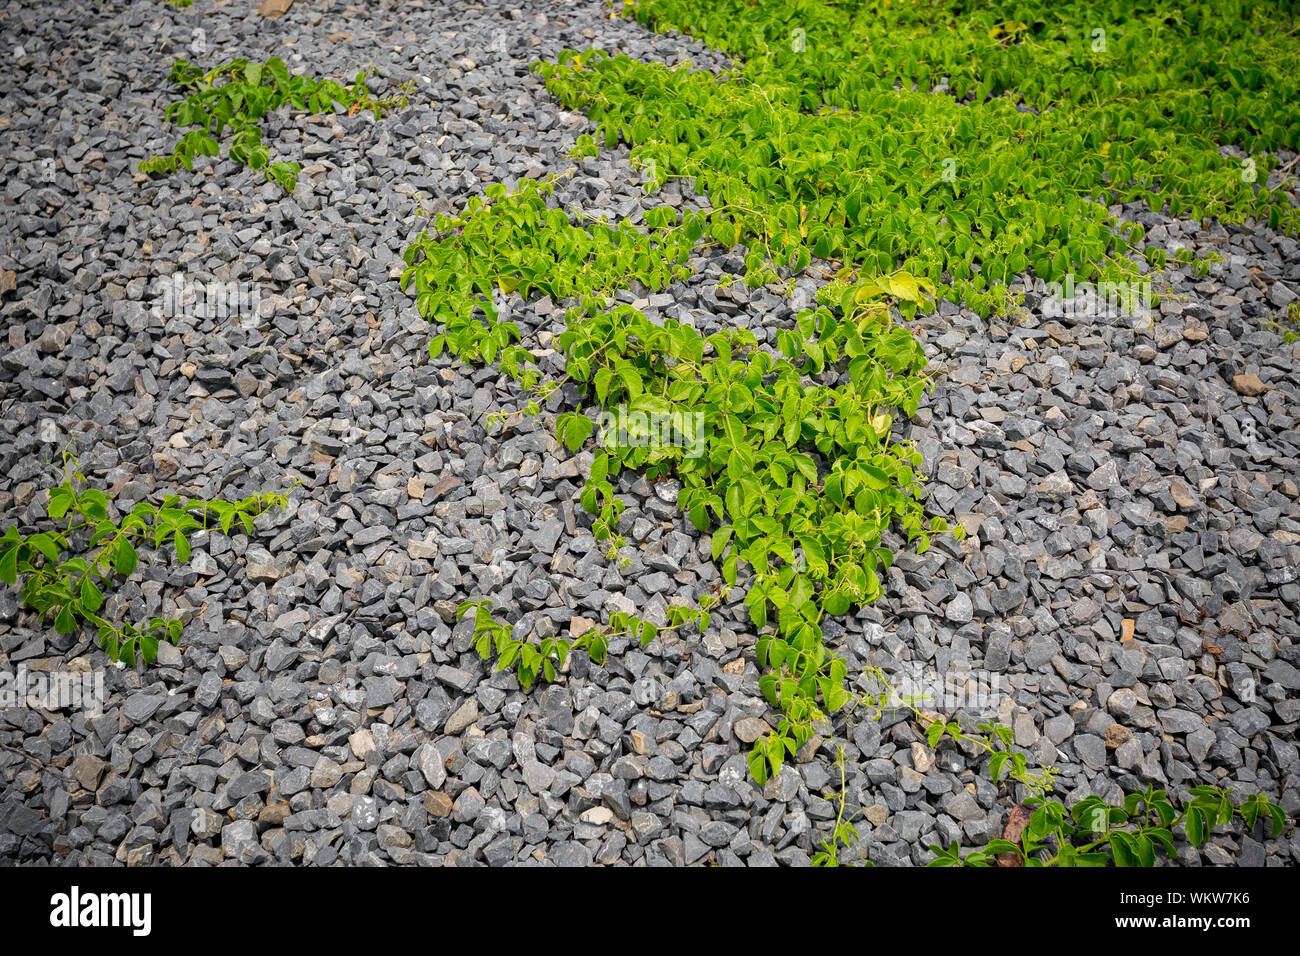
[140,57,404,191]
[402,0,1298,819]
[456,597,714,689]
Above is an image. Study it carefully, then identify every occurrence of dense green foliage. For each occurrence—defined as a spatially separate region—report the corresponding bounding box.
[402,0,1300,823]
[541,3,1298,312]
[629,0,1298,151]
[402,172,951,784]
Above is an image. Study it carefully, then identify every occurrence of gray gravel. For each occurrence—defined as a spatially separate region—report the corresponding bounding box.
[0,0,1296,867]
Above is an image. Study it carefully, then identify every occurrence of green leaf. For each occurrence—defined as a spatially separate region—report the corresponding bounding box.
[689,502,710,532]
[54,604,78,634]
[79,576,103,613]
[0,547,18,586]
[710,526,733,560]
[563,414,594,452]
[594,367,613,403]
[48,489,74,520]
[1110,832,1139,867]
[28,533,60,564]
[748,750,768,786]
[114,539,138,577]
[859,465,890,490]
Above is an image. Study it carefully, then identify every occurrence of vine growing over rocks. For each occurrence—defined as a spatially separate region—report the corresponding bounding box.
[403,175,952,787]
[0,454,289,667]
[812,669,1286,866]
[140,56,408,192]
[457,598,715,691]
[396,0,1300,864]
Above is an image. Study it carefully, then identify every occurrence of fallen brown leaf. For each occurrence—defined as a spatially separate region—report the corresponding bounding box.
[997,804,1034,867]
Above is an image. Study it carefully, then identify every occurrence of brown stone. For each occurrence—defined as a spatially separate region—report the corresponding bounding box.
[72,754,108,791]
[423,791,453,817]
[1231,373,1268,396]
[427,475,462,501]
[733,717,771,744]
[1105,723,1133,749]
[259,802,290,826]
[1169,479,1197,510]
[997,805,1034,866]
[258,0,293,17]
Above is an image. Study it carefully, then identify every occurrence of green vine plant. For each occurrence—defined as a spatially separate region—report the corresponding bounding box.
[0,454,289,667]
[396,0,1298,862]
[403,172,955,787]
[1270,302,1300,344]
[810,744,868,867]
[456,596,717,690]
[929,782,1288,868]
[810,668,1287,866]
[925,712,1287,867]
[139,57,408,192]
[618,0,1299,244]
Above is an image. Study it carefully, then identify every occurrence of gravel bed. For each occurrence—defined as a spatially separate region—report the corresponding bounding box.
[0,0,1296,866]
